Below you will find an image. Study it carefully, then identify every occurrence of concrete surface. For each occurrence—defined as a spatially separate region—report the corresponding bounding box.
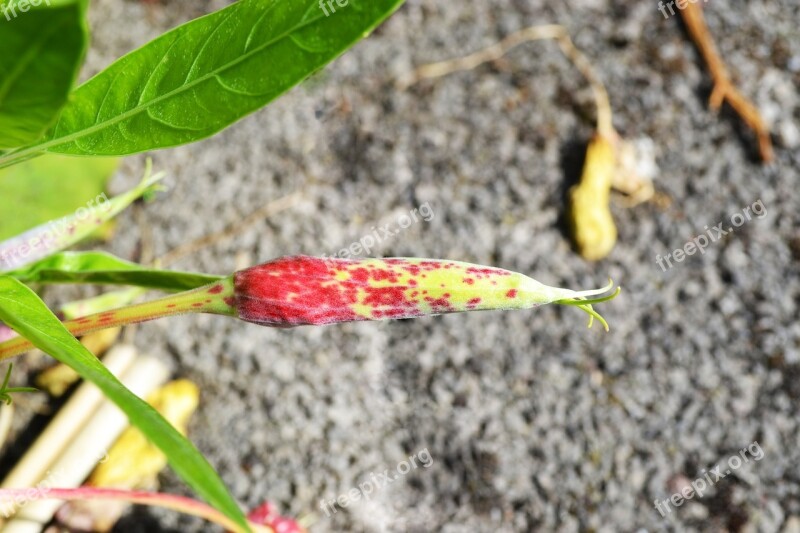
[10,0,800,531]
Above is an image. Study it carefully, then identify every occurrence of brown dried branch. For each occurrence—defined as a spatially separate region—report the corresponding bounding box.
[681,2,774,162]
[156,191,303,267]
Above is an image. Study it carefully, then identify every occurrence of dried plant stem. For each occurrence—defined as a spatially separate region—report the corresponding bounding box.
[156,191,303,267]
[0,405,13,452]
[397,24,615,137]
[1,352,169,533]
[680,2,773,162]
[0,346,137,493]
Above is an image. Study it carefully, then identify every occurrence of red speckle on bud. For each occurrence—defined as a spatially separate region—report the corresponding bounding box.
[234,256,362,326]
[234,256,531,327]
[246,502,304,533]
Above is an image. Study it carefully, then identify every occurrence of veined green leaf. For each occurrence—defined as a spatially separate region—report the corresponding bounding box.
[6,251,223,291]
[0,0,88,149]
[0,276,250,532]
[0,0,405,166]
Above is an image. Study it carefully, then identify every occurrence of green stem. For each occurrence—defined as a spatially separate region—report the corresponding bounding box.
[0,147,44,170]
[0,278,236,362]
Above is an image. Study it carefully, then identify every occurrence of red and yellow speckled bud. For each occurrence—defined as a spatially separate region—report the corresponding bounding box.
[233,256,619,330]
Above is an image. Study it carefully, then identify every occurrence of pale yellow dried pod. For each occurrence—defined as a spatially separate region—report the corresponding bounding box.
[569,134,618,261]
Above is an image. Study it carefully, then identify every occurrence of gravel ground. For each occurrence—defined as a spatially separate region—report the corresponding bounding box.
[8,0,800,531]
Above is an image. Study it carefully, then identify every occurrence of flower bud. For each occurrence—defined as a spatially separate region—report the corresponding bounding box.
[233,256,618,330]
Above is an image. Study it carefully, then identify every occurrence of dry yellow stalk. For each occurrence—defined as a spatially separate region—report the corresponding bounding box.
[53,380,200,532]
[89,379,199,489]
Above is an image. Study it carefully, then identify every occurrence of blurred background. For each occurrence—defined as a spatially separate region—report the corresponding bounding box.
[5,0,800,531]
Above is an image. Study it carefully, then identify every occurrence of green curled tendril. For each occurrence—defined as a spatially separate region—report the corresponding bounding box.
[555,279,621,331]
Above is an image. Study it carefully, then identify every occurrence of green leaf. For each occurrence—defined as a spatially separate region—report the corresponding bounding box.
[6,251,223,291]
[0,0,88,149]
[0,276,250,532]
[0,154,118,240]
[0,0,405,166]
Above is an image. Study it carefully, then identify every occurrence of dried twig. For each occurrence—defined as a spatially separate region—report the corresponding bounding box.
[1,350,169,531]
[680,2,774,162]
[397,24,614,137]
[0,404,13,452]
[0,347,137,493]
[155,191,303,267]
